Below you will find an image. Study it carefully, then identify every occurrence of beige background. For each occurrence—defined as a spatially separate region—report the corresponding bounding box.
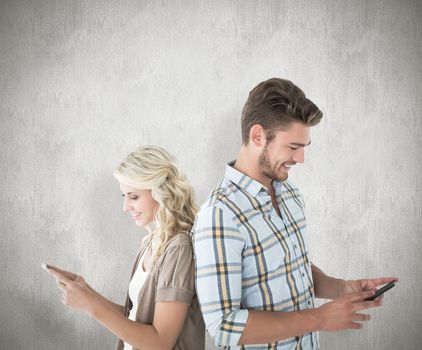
[1,0,421,349]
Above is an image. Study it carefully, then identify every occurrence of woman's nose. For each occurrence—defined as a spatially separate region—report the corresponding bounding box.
[122,197,131,212]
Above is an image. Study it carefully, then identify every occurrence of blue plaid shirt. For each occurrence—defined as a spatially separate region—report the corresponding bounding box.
[193,163,319,349]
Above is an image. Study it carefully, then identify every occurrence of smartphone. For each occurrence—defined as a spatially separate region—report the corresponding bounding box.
[364,281,396,301]
[41,263,50,270]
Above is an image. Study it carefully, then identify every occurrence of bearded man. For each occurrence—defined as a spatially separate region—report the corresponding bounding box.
[193,78,396,350]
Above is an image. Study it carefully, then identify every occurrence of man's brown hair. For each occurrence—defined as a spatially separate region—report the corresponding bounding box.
[241,78,323,144]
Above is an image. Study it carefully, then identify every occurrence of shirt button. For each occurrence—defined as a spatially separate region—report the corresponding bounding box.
[307,300,311,305]
[302,272,305,277]
[294,244,298,249]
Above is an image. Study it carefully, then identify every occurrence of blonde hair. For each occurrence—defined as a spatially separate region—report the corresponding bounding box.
[114,145,197,261]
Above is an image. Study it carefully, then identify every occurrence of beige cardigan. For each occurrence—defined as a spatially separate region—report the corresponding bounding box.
[115,233,205,350]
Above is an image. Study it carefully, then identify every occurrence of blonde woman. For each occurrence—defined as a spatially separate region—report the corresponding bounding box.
[45,146,205,350]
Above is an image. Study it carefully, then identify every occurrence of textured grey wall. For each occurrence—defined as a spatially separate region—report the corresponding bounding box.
[1,0,421,349]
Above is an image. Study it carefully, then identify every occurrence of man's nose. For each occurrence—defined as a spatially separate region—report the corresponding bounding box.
[292,147,305,163]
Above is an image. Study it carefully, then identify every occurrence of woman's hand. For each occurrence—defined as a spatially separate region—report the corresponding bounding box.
[46,265,98,314]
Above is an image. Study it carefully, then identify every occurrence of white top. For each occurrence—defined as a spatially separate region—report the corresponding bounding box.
[123,249,149,350]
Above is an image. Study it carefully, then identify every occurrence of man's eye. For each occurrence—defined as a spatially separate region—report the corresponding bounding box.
[130,196,139,200]
[289,146,298,150]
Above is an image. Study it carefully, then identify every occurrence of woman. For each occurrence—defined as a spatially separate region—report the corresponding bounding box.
[45,145,205,350]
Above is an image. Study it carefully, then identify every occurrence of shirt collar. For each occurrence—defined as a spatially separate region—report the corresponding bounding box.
[225,161,283,198]
[272,178,284,197]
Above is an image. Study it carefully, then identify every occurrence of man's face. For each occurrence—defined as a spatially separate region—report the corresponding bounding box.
[258,122,311,182]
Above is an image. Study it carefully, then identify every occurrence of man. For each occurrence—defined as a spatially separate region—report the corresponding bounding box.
[193,78,397,349]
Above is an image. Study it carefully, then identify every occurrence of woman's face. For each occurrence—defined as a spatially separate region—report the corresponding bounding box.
[119,183,159,228]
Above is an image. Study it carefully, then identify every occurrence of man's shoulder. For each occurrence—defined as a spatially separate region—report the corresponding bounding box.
[193,179,246,241]
[194,178,243,228]
[198,178,236,211]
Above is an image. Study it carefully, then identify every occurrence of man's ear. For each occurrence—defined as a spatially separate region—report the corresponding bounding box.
[249,124,266,148]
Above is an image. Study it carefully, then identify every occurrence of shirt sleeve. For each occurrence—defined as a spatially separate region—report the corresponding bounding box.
[156,242,195,305]
[193,205,248,347]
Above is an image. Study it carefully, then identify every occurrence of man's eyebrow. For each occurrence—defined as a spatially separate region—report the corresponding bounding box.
[290,140,312,147]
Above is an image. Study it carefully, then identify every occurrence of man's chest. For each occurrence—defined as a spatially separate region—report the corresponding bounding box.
[236,197,311,286]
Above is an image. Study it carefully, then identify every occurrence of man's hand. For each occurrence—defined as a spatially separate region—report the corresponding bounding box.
[340,277,398,296]
[316,290,382,331]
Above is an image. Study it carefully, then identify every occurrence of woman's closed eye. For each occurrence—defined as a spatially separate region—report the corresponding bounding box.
[121,194,140,200]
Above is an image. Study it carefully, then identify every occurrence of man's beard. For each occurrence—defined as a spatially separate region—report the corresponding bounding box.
[258,144,288,182]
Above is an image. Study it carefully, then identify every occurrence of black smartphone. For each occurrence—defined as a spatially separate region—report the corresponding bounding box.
[364,281,396,301]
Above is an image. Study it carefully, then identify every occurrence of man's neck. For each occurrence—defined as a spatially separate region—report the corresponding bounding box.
[233,146,272,190]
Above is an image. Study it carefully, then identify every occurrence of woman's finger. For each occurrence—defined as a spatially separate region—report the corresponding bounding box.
[48,269,72,285]
[55,280,67,291]
[45,265,78,281]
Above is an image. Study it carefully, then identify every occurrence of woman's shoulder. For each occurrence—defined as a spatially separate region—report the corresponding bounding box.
[166,232,192,248]
[147,234,193,272]
[160,233,193,257]
[155,234,195,291]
